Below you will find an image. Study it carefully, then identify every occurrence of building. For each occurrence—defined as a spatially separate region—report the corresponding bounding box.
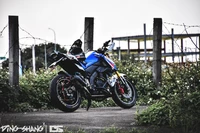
[112,33,200,63]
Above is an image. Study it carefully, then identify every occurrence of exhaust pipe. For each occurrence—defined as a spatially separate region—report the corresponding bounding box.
[73,75,87,87]
[72,75,91,97]
[72,75,92,111]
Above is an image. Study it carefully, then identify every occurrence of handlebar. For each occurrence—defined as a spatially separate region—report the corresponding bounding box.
[103,40,111,47]
[96,40,112,54]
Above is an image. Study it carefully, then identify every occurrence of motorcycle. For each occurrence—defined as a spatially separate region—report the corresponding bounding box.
[49,39,137,112]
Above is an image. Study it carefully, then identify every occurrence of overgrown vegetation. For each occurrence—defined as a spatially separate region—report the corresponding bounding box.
[17,69,57,112]
[115,60,157,105]
[135,62,200,132]
[0,59,200,132]
[115,59,200,132]
[0,69,17,111]
[0,69,56,112]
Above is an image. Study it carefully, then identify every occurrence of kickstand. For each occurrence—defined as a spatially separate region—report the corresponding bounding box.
[86,99,91,111]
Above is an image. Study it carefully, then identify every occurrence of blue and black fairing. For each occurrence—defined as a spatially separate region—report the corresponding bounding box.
[78,50,117,90]
[81,51,117,70]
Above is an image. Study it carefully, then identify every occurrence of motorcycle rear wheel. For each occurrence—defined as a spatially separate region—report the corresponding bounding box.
[112,79,137,109]
[50,74,81,112]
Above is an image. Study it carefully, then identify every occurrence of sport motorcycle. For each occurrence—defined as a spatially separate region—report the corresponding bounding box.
[49,39,137,112]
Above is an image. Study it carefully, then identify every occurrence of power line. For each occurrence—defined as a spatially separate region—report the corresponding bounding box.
[163,24,182,52]
[163,23,199,51]
[79,19,94,39]
[19,26,36,39]
[162,24,193,63]
[147,28,153,48]
[0,24,8,37]
[183,23,200,50]
[164,22,200,28]
[20,36,53,43]
[162,22,200,63]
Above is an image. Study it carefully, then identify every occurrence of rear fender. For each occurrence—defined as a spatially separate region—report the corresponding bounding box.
[58,71,71,77]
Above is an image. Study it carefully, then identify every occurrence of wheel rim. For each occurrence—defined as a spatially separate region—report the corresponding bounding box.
[56,77,80,107]
[116,81,136,105]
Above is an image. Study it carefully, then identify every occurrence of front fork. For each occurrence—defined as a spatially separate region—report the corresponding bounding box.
[112,71,132,96]
[115,71,126,84]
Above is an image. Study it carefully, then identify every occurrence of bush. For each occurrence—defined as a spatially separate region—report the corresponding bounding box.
[169,91,200,131]
[1,58,200,132]
[80,98,116,108]
[136,100,169,126]
[136,61,200,132]
[1,59,156,112]
[0,68,56,112]
[19,69,56,110]
[0,69,18,112]
[115,60,157,105]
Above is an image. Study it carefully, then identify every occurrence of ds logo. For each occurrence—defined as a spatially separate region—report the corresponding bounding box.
[49,125,64,133]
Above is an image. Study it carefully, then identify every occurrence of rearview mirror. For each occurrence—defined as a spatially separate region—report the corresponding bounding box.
[107,42,115,51]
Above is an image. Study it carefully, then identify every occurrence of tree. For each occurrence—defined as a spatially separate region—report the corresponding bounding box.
[2,43,68,72]
[22,43,67,71]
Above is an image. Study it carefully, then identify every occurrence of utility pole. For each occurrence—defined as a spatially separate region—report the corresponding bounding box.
[144,23,147,64]
[44,42,47,69]
[84,17,94,51]
[8,16,19,92]
[153,18,162,87]
[199,36,200,59]
[48,28,56,51]
[32,39,36,74]
[19,48,22,76]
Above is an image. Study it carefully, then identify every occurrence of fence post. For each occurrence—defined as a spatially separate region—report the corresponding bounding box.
[127,38,130,56]
[181,38,184,63]
[171,28,175,62]
[153,18,162,87]
[9,16,19,92]
[199,36,200,59]
[84,17,94,51]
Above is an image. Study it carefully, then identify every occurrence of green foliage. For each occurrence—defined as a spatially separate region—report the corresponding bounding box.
[0,69,18,112]
[80,98,116,108]
[0,68,57,112]
[136,61,200,132]
[168,91,200,131]
[19,69,56,109]
[115,60,157,105]
[100,126,120,133]
[1,56,200,132]
[112,59,200,131]
[1,43,68,70]
[136,100,169,126]
[14,102,34,112]
[162,62,200,131]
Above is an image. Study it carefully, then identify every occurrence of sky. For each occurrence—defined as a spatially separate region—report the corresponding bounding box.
[0,0,200,60]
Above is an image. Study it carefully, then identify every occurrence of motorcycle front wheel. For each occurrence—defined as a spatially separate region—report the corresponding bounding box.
[112,79,137,109]
[50,74,81,112]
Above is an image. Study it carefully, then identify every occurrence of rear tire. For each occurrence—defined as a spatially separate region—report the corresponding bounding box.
[50,74,81,112]
[112,80,137,109]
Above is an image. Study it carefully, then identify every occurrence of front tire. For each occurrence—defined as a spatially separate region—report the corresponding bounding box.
[112,79,137,109]
[50,74,81,112]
